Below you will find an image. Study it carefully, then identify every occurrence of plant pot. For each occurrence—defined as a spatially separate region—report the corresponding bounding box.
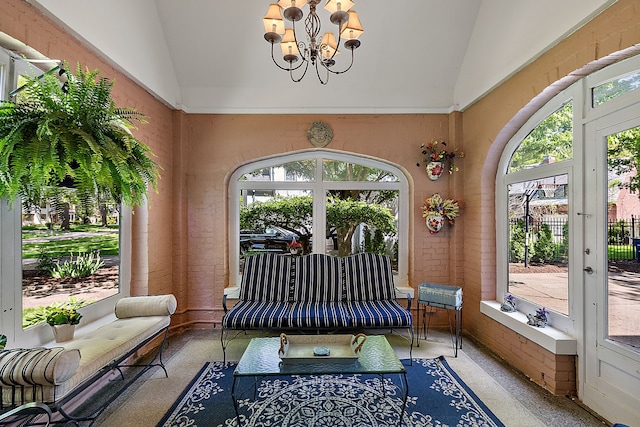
[425,214,445,234]
[51,324,76,342]
[500,299,517,313]
[526,313,548,328]
[426,161,444,180]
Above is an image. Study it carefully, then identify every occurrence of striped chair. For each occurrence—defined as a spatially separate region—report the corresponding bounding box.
[287,254,350,329]
[222,253,292,330]
[343,253,413,353]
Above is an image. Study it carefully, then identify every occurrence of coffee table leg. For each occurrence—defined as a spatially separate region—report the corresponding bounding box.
[399,372,408,426]
[231,375,242,426]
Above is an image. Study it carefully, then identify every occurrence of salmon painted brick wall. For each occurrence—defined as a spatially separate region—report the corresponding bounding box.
[0,1,177,303]
[181,113,462,325]
[462,0,640,395]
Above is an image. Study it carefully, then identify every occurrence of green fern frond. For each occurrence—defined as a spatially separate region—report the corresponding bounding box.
[0,62,159,206]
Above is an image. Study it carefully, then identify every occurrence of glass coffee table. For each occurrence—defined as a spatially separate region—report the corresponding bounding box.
[231,335,408,426]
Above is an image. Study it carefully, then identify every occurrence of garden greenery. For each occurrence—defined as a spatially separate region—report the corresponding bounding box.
[49,251,104,279]
[23,296,88,328]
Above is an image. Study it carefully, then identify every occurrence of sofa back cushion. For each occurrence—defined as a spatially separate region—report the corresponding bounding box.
[292,254,343,302]
[240,253,292,302]
[343,253,395,301]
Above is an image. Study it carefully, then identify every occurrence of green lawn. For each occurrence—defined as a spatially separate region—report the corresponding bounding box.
[22,225,119,259]
[608,244,635,260]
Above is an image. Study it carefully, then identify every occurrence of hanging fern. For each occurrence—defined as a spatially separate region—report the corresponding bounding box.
[0,62,159,207]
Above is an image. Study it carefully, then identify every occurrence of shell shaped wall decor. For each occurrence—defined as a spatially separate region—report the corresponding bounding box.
[307,121,333,147]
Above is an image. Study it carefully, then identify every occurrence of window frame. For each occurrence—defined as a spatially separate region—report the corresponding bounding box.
[0,48,131,348]
[496,87,578,335]
[229,150,409,290]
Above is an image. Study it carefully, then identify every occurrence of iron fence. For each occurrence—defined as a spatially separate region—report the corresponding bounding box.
[509,215,640,262]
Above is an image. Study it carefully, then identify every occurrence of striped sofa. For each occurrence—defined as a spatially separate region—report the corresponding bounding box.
[221,253,413,362]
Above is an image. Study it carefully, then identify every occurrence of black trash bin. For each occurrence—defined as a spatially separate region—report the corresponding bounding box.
[633,238,640,261]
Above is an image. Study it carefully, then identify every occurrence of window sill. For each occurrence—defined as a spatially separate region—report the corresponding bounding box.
[480,300,577,355]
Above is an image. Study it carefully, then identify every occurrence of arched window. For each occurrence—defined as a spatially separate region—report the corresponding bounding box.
[495,54,640,336]
[496,88,578,333]
[229,151,409,289]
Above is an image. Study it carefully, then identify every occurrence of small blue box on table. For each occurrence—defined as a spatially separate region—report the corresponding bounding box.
[418,283,462,308]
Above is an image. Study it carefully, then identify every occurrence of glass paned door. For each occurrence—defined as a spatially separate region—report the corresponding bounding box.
[582,109,640,426]
[606,126,640,351]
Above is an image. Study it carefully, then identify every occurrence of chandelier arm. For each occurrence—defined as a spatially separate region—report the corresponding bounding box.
[315,60,329,85]
[290,59,310,83]
[289,20,312,69]
[322,47,356,75]
[324,23,343,63]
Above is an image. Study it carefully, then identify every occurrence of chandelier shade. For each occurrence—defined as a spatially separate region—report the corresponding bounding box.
[278,0,309,9]
[324,0,354,13]
[263,4,285,36]
[280,28,301,58]
[320,32,338,60]
[262,0,363,84]
[340,10,363,40]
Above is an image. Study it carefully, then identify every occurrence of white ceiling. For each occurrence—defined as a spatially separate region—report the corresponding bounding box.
[26,0,616,114]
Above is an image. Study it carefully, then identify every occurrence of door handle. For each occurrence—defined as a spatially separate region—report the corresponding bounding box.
[584,266,593,274]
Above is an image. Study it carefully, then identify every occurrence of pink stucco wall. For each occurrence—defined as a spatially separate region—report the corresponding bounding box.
[180,113,461,324]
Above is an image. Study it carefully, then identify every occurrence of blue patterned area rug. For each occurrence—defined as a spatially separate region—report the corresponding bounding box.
[157,356,505,427]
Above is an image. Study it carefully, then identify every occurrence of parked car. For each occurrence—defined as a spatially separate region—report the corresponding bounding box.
[240,226,299,254]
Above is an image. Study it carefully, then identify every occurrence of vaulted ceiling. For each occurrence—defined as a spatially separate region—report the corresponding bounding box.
[27,0,616,114]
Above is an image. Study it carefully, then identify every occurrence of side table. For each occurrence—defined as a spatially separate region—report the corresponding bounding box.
[417,282,463,357]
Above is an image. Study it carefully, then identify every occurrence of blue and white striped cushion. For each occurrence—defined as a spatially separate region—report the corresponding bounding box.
[287,301,351,328]
[343,253,395,301]
[240,253,292,302]
[346,300,413,328]
[222,301,290,329]
[292,254,343,302]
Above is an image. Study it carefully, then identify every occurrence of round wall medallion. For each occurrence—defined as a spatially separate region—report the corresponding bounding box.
[307,121,333,147]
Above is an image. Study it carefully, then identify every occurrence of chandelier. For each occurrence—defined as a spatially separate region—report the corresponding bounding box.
[262,1,364,84]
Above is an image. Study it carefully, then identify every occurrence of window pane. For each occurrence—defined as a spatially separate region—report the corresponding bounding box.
[607,126,640,350]
[323,160,399,182]
[508,102,573,173]
[240,160,316,182]
[326,189,398,271]
[239,190,312,273]
[593,71,640,107]
[22,191,120,328]
[507,175,569,315]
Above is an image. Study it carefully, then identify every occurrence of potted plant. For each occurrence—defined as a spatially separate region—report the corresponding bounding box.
[47,307,82,342]
[287,239,302,255]
[500,293,517,312]
[421,193,460,233]
[527,307,549,328]
[0,62,159,207]
[0,334,6,350]
[418,140,464,180]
